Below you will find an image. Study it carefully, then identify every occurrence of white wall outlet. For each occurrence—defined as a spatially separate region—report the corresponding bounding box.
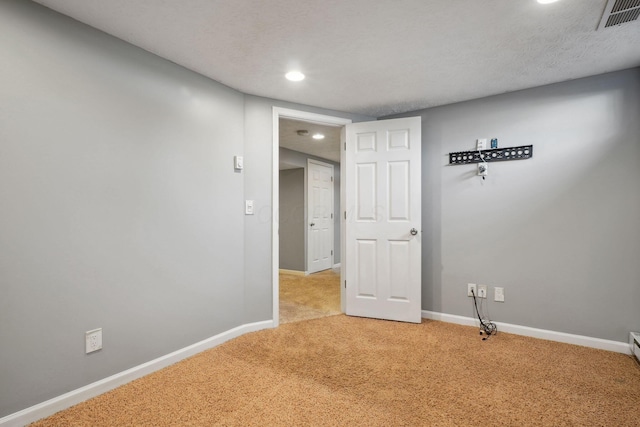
[478,162,488,177]
[85,328,102,354]
[467,283,477,297]
[477,139,487,150]
[477,285,487,298]
[494,287,505,302]
[234,156,244,170]
[245,200,254,215]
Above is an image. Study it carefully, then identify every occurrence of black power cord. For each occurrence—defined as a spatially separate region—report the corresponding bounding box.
[471,289,497,340]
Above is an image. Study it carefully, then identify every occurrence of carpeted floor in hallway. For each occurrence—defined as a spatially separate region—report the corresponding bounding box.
[279,269,341,323]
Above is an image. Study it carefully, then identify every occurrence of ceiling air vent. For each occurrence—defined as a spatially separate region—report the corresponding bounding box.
[597,0,640,29]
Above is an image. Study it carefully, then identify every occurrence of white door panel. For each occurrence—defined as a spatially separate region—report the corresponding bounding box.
[345,117,421,323]
[308,159,334,274]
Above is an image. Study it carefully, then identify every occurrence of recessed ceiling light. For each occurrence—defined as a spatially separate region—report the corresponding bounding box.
[296,130,309,136]
[537,0,559,4]
[312,133,325,140]
[285,71,305,82]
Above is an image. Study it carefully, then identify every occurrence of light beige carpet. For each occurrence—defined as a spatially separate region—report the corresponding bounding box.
[31,315,640,426]
[279,269,341,324]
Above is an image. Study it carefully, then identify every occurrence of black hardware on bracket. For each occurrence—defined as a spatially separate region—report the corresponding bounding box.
[449,145,533,165]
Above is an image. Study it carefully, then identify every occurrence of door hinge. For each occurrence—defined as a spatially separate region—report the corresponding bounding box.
[331,250,333,255]
[344,280,347,288]
[331,213,333,219]
[344,142,346,151]
[331,176,333,182]
[344,211,346,220]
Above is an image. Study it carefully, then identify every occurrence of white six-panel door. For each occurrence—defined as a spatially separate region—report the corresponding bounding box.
[344,117,421,323]
[307,159,334,274]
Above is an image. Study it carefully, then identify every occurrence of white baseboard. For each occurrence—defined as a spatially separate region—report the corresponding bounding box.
[332,263,341,269]
[5,314,629,426]
[0,320,274,427]
[422,310,631,355]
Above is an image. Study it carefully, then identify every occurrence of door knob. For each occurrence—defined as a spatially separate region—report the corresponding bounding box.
[410,228,418,235]
[310,223,315,227]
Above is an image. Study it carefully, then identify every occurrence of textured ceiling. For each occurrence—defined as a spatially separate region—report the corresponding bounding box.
[279,119,342,165]
[32,0,640,118]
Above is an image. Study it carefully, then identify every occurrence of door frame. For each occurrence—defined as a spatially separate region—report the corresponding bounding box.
[272,107,352,327]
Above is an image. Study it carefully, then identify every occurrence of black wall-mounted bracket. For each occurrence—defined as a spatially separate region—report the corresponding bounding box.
[449,145,533,165]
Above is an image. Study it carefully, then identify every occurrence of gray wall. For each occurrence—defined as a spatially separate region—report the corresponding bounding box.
[388,68,640,342]
[0,0,247,417]
[0,0,372,418]
[279,168,305,271]
[0,0,373,418]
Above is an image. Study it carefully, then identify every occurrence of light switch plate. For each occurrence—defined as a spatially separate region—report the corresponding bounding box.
[234,156,244,170]
[245,200,254,215]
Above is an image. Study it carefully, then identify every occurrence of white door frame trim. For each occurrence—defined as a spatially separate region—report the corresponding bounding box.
[272,107,352,327]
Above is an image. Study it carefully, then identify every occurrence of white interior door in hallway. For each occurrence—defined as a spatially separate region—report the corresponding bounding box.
[307,159,334,274]
[344,117,422,323]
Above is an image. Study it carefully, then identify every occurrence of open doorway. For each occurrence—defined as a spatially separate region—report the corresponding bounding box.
[272,108,352,326]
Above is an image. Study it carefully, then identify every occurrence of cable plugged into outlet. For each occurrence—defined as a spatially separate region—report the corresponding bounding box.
[467,283,477,297]
[478,162,488,178]
[477,285,487,299]
[470,289,498,340]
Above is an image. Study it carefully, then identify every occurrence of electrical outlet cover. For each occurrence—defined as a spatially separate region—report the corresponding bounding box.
[478,285,487,298]
[494,287,505,302]
[467,283,477,297]
[85,328,102,354]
